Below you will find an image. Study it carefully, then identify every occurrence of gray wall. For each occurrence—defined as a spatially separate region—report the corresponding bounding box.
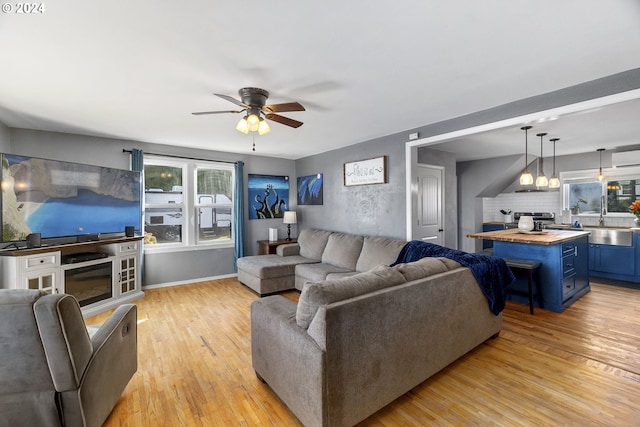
[0,122,10,152]
[295,68,640,251]
[2,68,639,283]
[295,133,406,239]
[457,155,525,252]
[5,128,295,285]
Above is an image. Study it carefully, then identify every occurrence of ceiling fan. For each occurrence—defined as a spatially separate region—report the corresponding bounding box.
[192,87,305,135]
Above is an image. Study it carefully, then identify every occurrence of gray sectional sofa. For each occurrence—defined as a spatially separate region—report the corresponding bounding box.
[237,229,407,296]
[251,256,503,427]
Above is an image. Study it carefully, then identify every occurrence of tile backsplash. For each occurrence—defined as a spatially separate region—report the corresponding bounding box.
[483,192,637,227]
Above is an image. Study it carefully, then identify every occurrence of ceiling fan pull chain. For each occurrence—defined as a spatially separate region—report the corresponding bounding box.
[252,133,256,152]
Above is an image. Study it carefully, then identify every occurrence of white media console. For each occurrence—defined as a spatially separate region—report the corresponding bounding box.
[0,236,144,317]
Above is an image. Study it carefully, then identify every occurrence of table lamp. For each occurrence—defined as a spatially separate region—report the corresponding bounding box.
[283,211,297,241]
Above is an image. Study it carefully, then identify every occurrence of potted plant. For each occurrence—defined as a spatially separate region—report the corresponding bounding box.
[629,200,640,226]
[571,198,587,215]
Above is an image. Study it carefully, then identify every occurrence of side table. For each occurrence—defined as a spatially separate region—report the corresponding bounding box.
[257,239,297,255]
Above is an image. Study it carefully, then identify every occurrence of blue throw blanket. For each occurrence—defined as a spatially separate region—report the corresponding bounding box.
[391,240,515,315]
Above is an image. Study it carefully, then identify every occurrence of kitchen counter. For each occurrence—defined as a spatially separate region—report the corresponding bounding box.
[468,228,591,245]
[468,228,590,312]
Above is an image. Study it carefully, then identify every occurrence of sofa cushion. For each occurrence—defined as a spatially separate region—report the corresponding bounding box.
[439,257,463,271]
[296,265,406,329]
[393,257,454,282]
[298,229,333,260]
[295,263,354,283]
[321,233,364,270]
[237,255,317,279]
[325,271,359,280]
[355,236,406,272]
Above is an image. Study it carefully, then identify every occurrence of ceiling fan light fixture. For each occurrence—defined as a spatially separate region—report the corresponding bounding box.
[246,113,260,132]
[258,118,270,135]
[236,116,249,134]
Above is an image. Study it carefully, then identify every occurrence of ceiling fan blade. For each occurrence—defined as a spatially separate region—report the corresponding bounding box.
[192,109,243,115]
[263,102,306,113]
[214,93,248,109]
[265,113,304,128]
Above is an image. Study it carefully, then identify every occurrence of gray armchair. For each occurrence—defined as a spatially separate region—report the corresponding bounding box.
[0,289,137,427]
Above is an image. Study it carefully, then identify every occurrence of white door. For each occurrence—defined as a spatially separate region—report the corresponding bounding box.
[413,165,444,245]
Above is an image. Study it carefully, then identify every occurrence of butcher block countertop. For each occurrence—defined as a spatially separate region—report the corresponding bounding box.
[467,228,590,246]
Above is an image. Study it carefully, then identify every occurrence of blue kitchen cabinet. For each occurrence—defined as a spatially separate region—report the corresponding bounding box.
[493,235,590,312]
[482,224,505,249]
[588,231,639,282]
[589,243,635,276]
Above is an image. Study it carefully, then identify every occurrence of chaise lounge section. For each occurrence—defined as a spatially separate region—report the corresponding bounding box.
[237,229,406,296]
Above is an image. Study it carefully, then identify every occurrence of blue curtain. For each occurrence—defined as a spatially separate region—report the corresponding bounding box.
[130,149,144,281]
[234,161,245,270]
[131,148,144,172]
[129,149,144,234]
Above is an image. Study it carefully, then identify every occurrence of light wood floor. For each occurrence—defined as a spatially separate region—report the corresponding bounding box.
[87,279,640,426]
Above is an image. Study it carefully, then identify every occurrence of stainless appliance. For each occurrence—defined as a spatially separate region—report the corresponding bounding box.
[505,212,555,229]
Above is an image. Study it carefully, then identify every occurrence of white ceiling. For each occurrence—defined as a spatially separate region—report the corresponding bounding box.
[1,1,640,160]
[429,95,640,162]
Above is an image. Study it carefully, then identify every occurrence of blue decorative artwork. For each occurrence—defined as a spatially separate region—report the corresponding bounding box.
[248,174,289,219]
[297,173,323,205]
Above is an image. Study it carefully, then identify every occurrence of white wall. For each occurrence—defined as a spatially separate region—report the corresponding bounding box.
[483,192,562,223]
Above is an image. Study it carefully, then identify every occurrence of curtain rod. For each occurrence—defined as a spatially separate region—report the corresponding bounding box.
[122,149,238,165]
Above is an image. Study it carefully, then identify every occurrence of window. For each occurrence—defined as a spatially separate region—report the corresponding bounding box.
[607,179,639,213]
[564,167,640,215]
[143,157,234,249]
[195,166,233,243]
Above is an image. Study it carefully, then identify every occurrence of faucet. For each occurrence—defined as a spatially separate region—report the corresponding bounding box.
[599,195,606,226]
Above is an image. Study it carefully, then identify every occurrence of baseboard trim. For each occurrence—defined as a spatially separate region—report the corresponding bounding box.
[142,273,238,290]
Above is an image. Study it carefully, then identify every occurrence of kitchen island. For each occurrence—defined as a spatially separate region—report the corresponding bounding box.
[468,228,591,312]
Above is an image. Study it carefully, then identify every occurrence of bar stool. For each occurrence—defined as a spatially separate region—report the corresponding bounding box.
[502,258,542,314]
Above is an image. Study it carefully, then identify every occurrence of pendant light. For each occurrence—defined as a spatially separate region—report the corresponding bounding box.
[519,126,534,185]
[548,138,560,188]
[596,148,605,182]
[535,132,548,187]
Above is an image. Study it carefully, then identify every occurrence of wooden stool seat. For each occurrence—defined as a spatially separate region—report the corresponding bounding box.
[503,258,542,314]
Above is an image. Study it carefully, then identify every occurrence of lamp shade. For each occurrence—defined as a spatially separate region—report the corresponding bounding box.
[520,171,534,186]
[535,174,548,187]
[283,211,297,224]
[236,117,249,134]
[258,119,270,135]
[247,113,260,132]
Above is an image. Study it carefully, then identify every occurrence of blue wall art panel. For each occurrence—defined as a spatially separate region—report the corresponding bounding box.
[248,174,289,219]
[297,173,323,205]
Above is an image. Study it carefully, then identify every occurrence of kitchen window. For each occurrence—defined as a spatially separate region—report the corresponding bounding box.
[143,156,234,250]
[563,168,640,215]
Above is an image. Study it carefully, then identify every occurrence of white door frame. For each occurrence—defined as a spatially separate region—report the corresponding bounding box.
[404,88,640,242]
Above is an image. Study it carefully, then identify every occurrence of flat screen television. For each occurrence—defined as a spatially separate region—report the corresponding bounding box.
[1,154,141,243]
